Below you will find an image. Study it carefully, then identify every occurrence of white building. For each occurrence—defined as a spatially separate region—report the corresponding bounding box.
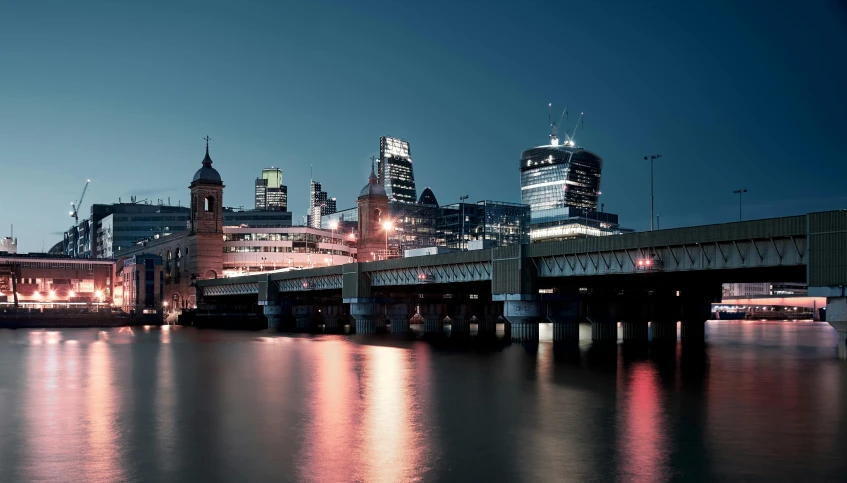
[222,226,356,276]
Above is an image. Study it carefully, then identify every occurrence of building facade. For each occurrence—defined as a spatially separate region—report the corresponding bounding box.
[0,237,18,254]
[378,136,417,204]
[0,254,115,306]
[357,166,390,262]
[224,208,292,228]
[222,226,356,275]
[118,141,226,311]
[308,180,336,228]
[519,136,630,242]
[121,254,164,315]
[254,167,287,211]
[437,200,530,249]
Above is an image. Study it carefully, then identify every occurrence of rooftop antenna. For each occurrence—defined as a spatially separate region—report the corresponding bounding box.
[548,103,568,146]
[564,111,584,147]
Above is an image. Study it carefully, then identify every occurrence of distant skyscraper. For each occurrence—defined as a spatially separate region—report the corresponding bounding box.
[378,136,417,203]
[308,181,336,228]
[254,167,287,211]
[520,118,629,241]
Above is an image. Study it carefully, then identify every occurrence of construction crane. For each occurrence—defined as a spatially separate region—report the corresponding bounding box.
[548,103,568,146]
[69,179,91,225]
[564,111,584,147]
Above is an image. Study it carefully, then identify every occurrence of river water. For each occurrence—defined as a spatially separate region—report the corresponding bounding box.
[0,321,845,482]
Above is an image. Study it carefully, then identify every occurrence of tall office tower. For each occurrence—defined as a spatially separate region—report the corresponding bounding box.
[308,181,336,228]
[254,178,267,209]
[378,136,417,203]
[519,115,629,241]
[255,167,287,211]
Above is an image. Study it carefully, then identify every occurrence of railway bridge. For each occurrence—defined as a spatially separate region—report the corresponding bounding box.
[196,210,847,358]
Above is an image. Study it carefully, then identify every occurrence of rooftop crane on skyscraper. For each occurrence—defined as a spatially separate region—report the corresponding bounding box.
[69,179,90,225]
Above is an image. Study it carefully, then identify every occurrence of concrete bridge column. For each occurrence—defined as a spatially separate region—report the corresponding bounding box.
[620,296,649,343]
[349,298,382,334]
[502,295,542,342]
[262,303,286,331]
[477,303,502,337]
[825,297,847,360]
[386,302,411,334]
[587,299,619,342]
[322,305,345,332]
[680,291,714,343]
[651,294,681,342]
[547,300,580,342]
[449,304,471,335]
[419,303,444,334]
[294,305,319,332]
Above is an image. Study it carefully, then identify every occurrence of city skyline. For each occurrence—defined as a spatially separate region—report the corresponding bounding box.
[2,1,846,253]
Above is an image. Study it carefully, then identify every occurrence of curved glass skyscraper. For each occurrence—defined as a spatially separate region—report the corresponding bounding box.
[520,145,602,212]
[520,142,628,241]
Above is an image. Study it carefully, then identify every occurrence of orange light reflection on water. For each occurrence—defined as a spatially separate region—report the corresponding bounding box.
[617,361,671,483]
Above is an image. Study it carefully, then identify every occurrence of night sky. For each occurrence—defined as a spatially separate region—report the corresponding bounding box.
[2,0,846,253]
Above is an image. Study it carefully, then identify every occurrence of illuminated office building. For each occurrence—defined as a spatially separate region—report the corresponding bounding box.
[520,127,628,241]
[254,167,287,211]
[378,136,417,203]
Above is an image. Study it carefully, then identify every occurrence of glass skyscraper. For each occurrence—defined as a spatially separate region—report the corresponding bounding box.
[520,145,602,212]
[520,140,630,241]
[437,201,530,249]
[254,167,287,211]
[378,136,417,203]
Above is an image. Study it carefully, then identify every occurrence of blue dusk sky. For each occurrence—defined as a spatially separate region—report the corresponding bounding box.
[1,0,846,253]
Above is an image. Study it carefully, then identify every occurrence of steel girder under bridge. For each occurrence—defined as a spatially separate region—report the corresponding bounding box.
[533,236,806,278]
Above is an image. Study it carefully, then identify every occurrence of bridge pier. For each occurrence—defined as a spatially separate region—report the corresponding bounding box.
[349,299,383,334]
[294,305,319,332]
[651,292,681,342]
[477,303,502,337]
[620,296,649,343]
[679,290,715,343]
[386,302,411,334]
[502,295,542,342]
[322,304,345,332]
[262,303,286,331]
[825,296,847,360]
[547,299,580,342]
[419,303,444,334]
[449,304,471,336]
[587,298,619,342]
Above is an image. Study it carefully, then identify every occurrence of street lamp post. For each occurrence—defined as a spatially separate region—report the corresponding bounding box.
[643,154,662,231]
[382,221,393,259]
[459,195,469,250]
[733,189,747,221]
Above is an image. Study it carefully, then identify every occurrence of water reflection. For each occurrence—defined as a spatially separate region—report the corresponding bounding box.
[2,322,846,482]
[359,344,434,483]
[617,359,671,483]
[83,339,126,481]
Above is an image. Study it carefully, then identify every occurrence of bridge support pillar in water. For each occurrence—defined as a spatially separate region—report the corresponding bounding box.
[502,295,542,342]
[651,293,680,342]
[386,302,411,334]
[620,296,649,343]
[587,299,618,342]
[679,290,714,343]
[419,303,445,334]
[293,305,319,332]
[262,303,286,331]
[824,296,847,360]
[322,305,345,332]
[348,299,383,334]
[449,304,471,335]
[547,299,580,342]
[477,304,502,337]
